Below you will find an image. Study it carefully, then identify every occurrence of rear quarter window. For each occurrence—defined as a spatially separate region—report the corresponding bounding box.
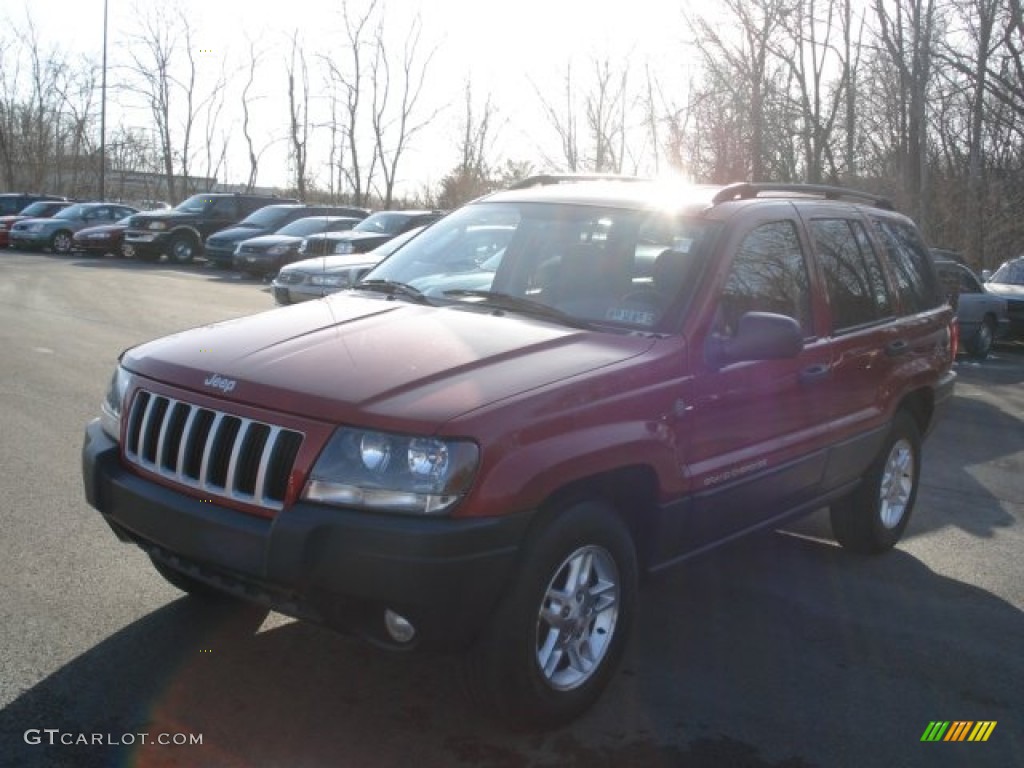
[870,217,942,314]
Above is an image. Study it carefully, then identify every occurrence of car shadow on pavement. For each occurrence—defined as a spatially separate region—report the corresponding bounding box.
[1,532,1020,768]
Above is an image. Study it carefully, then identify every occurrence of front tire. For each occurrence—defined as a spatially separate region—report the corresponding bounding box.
[830,411,921,554]
[461,500,637,728]
[50,230,73,254]
[168,233,199,264]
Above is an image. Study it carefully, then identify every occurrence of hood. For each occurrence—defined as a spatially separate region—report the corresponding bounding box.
[209,224,267,242]
[129,210,199,226]
[123,296,656,433]
[239,234,302,249]
[286,252,383,274]
[307,231,386,245]
[986,282,1024,298]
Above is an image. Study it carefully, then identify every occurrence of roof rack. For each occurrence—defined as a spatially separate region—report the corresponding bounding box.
[508,173,648,190]
[711,182,893,210]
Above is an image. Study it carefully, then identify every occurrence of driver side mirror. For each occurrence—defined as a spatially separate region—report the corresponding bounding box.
[981,269,992,282]
[707,312,804,368]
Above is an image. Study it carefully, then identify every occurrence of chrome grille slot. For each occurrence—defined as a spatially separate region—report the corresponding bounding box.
[124,391,303,511]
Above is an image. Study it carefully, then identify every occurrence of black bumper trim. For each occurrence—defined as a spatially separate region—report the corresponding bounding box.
[82,419,532,650]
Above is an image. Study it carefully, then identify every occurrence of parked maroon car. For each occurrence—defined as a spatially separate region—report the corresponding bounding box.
[0,199,74,248]
[83,177,955,727]
[72,215,134,257]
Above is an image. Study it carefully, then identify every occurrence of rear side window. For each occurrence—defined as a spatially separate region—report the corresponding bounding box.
[871,217,942,314]
[714,221,813,337]
[811,218,892,331]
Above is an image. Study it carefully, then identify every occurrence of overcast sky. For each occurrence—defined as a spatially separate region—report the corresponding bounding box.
[4,0,699,195]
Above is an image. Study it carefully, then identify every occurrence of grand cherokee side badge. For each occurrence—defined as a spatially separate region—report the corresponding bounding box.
[204,374,237,393]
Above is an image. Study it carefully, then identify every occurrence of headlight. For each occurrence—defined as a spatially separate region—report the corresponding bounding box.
[25,223,44,232]
[148,221,168,231]
[333,242,354,254]
[99,365,133,442]
[310,274,348,287]
[267,244,289,256]
[303,428,479,514]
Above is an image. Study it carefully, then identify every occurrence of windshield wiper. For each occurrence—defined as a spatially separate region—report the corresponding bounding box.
[354,279,432,304]
[443,289,592,329]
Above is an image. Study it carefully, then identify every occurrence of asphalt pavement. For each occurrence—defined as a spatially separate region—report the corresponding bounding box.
[0,250,1020,767]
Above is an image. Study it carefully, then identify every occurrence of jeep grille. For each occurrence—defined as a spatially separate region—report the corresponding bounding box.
[124,390,303,511]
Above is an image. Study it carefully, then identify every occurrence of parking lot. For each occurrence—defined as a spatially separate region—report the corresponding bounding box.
[0,249,1021,767]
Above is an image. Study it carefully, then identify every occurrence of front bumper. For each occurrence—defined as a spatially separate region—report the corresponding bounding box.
[270,281,336,305]
[9,231,50,248]
[82,419,530,651]
[205,244,239,267]
[124,231,170,257]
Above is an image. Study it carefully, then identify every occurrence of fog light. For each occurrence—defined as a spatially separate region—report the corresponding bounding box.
[384,609,416,643]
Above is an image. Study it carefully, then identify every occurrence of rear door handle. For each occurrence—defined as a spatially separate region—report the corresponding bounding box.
[800,363,831,383]
[885,340,909,357]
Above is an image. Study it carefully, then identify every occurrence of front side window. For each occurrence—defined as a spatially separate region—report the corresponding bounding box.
[713,220,813,337]
[362,202,720,332]
[812,218,892,331]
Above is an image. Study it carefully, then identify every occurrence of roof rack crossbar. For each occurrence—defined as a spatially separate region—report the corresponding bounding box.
[711,182,893,210]
[508,173,648,190]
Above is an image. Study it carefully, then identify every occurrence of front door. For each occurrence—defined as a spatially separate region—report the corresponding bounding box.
[683,215,833,547]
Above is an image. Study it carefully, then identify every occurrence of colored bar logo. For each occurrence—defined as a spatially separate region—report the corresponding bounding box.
[921,721,996,742]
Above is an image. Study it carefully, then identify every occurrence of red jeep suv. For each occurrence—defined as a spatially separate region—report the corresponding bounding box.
[82,178,956,726]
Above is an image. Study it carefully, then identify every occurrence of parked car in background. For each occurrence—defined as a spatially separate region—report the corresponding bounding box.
[0,199,75,248]
[9,202,138,254]
[232,215,364,277]
[0,192,68,217]
[204,204,369,268]
[983,256,1024,340]
[931,255,1008,358]
[271,226,424,304]
[72,215,135,257]
[123,192,299,264]
[297,210,444,257]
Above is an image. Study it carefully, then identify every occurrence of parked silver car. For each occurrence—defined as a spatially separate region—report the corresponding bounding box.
[932,257,1009,358]
[271,227,424,305]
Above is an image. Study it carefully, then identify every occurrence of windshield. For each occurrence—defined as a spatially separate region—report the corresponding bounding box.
[18,201,57,217]
[55,204,86,219]
[363,202,720,331]
[354,212,414,235]
[174,194,211,213]
[239,206,294,229]
[277,216,354,237]
[990,261,1024,285]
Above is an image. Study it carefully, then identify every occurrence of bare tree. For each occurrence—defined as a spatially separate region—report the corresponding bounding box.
[872,0,940,227]
[121,4,227,201]
[370,12,439,208]
[323,0,381,207]
[286,30,310,198]
[534,62,580,171]
[689,0,794,181]
[436,79,499,208]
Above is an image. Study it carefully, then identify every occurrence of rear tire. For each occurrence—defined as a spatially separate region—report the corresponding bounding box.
[460,500,637,728]
[830,411,921,554]
[967,317,995,359]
